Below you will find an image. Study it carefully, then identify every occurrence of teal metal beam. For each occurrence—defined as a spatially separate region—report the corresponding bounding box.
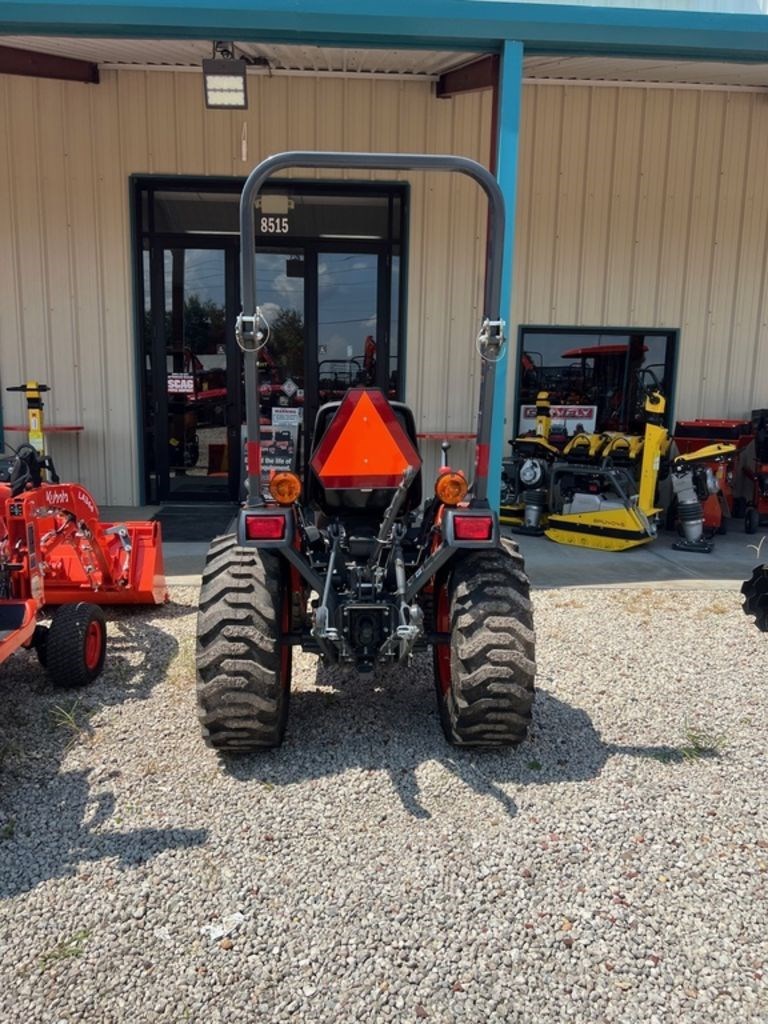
[487,38,522,513]
[3,2,768,63]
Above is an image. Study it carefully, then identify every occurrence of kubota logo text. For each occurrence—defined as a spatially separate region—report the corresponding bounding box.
[44,489,69,505]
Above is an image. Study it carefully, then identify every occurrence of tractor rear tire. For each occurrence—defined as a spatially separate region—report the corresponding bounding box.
[44,602,107,688]
[433,537,536,747]
[196,534,292,752]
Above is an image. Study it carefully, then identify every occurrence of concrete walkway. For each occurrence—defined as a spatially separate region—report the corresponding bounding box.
[510,525,762,589]
[102,505,763,590]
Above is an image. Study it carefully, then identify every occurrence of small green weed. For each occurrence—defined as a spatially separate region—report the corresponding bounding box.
[0,819,15,840]
[40,930,90,970]
[50,700,94,747]
[680,727,727,761]
[527,759,543,771]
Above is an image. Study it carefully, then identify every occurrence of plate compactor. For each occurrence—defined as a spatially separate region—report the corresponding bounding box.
[0,441,167,686]
[195,152,536,751]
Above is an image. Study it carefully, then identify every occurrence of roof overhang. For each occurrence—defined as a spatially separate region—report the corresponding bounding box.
[3,38,768,92]
[3,2,768,64]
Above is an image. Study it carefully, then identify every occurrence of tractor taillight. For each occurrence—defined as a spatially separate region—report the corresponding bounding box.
[435,469,468,506]
[453,515,493,541]
[245,514,286,540]
[268,470,301,505]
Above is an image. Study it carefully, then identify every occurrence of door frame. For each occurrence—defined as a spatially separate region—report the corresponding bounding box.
[133,175,408,504]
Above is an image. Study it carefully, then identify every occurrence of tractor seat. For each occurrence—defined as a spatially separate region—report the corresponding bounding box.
[307,393,422,513]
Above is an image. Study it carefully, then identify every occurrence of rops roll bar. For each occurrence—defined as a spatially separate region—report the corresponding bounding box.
[238,152,506,506]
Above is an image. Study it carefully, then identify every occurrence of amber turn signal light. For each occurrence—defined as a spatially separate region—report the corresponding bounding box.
[268,470,301,505]
[435,469,468,506]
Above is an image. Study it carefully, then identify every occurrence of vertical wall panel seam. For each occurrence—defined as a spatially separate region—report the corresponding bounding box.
[725,97,753,393]
[522,86,539,321]
[627,88,647,323]
[3,79,25,386]
[748,220,768,403]
[442,108,457,426]
[677,90,702,351]
[600,89,620,326]
[33,80,53,387]
[62,88,83,480]
[173,73,182,173]
[652,90,675,325]
[548,87,565,322]
[575,87,593,326]
[746,105,768,404]
[699,95,729,413]
[90,83,109,495]
[109,73,130,500]
[413,88,428,424]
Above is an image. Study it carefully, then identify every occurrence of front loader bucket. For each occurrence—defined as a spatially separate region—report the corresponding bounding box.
[99,520,168,606]
[41,520,168,606]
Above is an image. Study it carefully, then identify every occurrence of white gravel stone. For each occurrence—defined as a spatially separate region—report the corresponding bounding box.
[0,585,766,1023]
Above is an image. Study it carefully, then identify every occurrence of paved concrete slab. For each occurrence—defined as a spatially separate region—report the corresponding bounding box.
[508,525,764,590]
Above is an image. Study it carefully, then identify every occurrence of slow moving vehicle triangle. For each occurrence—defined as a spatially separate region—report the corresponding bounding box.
[311,389,421,488]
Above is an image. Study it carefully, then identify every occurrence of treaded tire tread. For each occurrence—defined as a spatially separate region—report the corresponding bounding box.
[741,564,768,631]
[45,602,107,688]
[196,533,291,751]
[435,537,535,747]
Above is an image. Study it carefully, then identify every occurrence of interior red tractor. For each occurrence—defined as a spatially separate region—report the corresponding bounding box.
[0,442,167,686]
[195,152,536,751]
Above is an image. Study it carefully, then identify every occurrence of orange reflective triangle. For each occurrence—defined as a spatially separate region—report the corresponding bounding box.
[311,389,421,489]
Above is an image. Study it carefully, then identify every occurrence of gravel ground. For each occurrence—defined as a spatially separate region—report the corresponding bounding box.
[0,584,766,1024]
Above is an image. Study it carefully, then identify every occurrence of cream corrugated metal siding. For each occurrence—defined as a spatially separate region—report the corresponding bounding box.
[510,83,768,430]
[0,71,491,503]
[3,70,768,504]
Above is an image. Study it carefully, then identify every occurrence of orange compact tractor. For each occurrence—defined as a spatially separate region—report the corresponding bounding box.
[195,152,536,751]
[0,440,167,685]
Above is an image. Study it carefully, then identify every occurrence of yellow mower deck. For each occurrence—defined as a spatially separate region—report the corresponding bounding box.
[545,505,662,551]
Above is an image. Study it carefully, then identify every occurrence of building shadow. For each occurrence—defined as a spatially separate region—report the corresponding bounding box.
[223,655,687,819]
[0,596,208,898]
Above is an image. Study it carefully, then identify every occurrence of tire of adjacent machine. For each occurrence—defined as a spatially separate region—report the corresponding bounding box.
[196,534,292,751]
[40,602,107,688]
[433,537,536,747]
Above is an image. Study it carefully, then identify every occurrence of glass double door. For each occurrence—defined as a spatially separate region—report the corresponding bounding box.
[148,242,395,502]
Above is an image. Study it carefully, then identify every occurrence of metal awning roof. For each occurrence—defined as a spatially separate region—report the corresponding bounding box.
[3,2,768,65]
[0,37,481,78]
[3,37,768,89]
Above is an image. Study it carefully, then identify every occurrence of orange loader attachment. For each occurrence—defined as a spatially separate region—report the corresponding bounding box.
[3,481,167,607]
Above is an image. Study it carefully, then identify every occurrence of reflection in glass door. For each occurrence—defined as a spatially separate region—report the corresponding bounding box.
[254,250,306,426]
[161,248,232,499]
[316,252,379,406]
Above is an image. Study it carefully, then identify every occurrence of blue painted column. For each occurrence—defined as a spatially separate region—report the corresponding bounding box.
[488,39,523,512]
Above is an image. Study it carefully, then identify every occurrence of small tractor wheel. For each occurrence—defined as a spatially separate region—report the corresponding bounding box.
[742,564,768,631]
[44,603,107,688]
[433,537,535,747]
[196,534,292,752]
[33,625,49,668]
[745,507,760,534]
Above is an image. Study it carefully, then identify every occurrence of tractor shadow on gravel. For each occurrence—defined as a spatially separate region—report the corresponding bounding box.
[223,655,686,819]
[0,600,208,899]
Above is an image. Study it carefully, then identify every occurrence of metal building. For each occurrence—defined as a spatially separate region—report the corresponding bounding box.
[1,2,768,507]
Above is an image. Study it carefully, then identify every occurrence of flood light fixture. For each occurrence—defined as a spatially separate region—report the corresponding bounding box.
[203,42,248,109]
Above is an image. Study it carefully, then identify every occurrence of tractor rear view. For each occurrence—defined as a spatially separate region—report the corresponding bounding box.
[196,152,536,750]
